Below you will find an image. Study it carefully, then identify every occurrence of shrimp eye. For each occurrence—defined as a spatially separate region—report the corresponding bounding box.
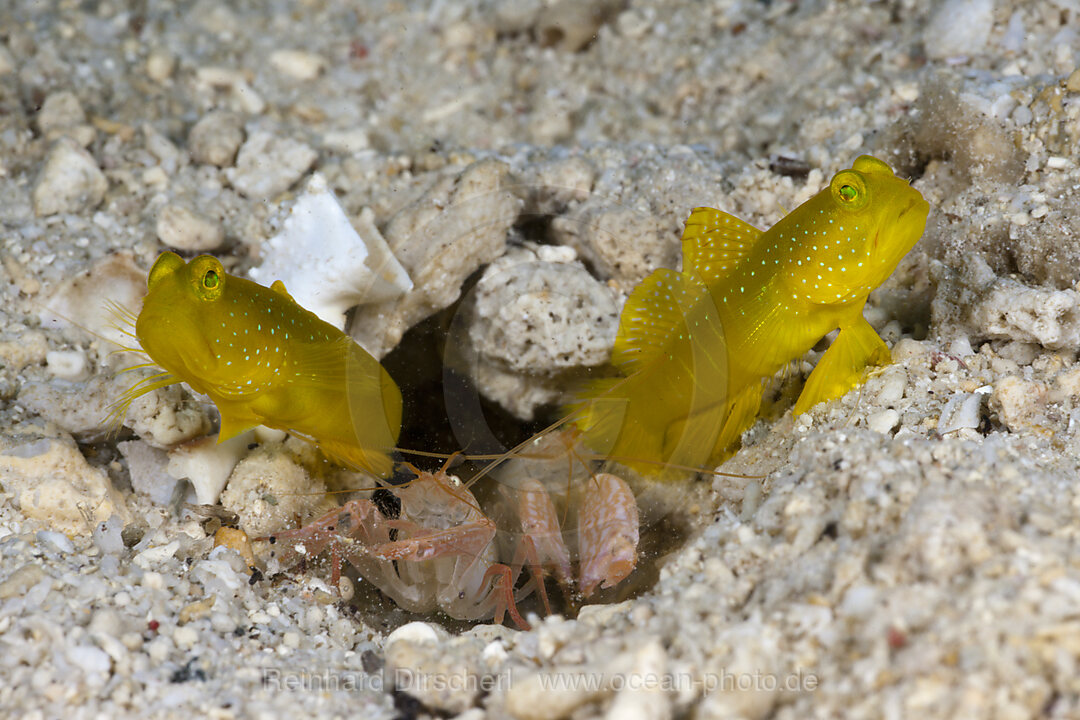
[830,170,869,211]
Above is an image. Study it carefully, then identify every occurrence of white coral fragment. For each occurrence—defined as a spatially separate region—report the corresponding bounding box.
[166,430,256,505]
[249,173,412,330]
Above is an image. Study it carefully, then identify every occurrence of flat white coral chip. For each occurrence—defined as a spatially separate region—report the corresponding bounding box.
[167,430,256,505]
[250,173,412,329]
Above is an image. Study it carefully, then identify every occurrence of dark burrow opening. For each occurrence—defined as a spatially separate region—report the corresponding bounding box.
[344,270,708,632]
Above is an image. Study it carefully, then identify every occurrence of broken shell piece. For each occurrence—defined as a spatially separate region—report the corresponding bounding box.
[249,173,412,331]
[38,251,147,350]
[254,426,288,444]
[117,439,172,504]
[167,430,256,505]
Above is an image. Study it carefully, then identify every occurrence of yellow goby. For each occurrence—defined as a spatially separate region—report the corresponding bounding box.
[131,252,402,477]
[573,155,929,473]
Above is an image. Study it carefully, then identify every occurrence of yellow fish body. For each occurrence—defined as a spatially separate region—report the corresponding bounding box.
[132,252,402,476]
[573,155,929,473]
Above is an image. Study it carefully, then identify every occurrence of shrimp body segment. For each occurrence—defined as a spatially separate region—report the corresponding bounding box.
[264,450,640,628]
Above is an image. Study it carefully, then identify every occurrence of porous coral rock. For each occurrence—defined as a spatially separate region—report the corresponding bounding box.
[931,255,1080,350]
[0,424,131,533]
[218,443,336,538]
[349,159,522,357]
[460,244,618,419]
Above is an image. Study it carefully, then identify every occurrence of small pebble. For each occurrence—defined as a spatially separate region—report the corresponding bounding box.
[195,66,266,114]
[32,138,108,216]
[134,540,180,569]
[187,110,245,167]
[320,128,370,153]
[0,564,48,600]
[269,49,326,80]
[867,408,900,434]
[145,48,175,82]
[923,0,993,59]
[146,637,171,663]
[36,91,86,135]
[1067,67,1080,93]
[210,612,237,634]
[385,621,440,647]
[938,392,985,434]
[891,338,928,360]
[36,530,75,554]
[155,204,225,251]
[948,335,974,358]
[1011,105,1033,126]
[120,633,143,651]
[173,626,199,650]
[840,584,879,617]
[142,571,165,590]
[68,645,111,677]
[337,575,355,602]
[990,376,1046,431]
[121,522,147,549]
[536,0,607,52]
[212,528,256,568]
[178,597,215,625]
[225,131,317,199]
[1051,367,1080,401]
[870,366,907,406]
[88,609,122,637]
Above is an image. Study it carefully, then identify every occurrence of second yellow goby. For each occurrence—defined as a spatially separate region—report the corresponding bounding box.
[572,155,930,474]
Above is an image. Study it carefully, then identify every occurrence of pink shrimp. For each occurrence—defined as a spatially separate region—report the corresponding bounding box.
[261,432,640,628]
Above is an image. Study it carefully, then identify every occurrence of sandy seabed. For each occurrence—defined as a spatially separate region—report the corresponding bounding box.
[2,1,1080,718]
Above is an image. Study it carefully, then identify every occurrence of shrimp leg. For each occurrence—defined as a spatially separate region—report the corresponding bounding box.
[373,516,531,629]
[263,499,392,586]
